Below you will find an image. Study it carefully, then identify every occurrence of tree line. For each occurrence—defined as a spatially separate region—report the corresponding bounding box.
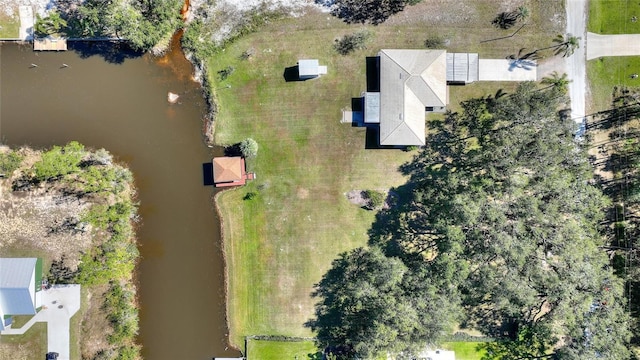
[36,0,183,51]
[307,83,632,359]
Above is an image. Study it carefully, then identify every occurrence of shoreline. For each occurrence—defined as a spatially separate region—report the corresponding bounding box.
[213,189,245,354]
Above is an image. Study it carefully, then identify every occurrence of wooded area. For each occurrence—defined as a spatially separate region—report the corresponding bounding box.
[309,83,632,359]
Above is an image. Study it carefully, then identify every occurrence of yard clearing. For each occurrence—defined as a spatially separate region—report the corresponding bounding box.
[209,0,565,351]
[245,339,319,360]
[588,0,640,34]
[587,0,640,113]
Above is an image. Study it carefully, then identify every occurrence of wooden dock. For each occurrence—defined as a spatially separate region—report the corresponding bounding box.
[34,37,67,51]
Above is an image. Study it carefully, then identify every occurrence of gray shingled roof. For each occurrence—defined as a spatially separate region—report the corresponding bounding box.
[379,49,447,146]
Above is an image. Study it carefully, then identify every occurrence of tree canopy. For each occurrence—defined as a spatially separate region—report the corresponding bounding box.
[64,0,183,51]
[309,82,631,359]
[327,0,408,25]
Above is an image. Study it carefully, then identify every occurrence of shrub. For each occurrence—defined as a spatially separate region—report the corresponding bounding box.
[334,30,371,55]
[329,0,406,25]
[363,190,385,210]
[33,141,86,181]
[0,150,23,176]
[424,35,445,49]
[218,66,235,81]
[240,138,259,158]
[243,191,257,200]
[34,11,67,37]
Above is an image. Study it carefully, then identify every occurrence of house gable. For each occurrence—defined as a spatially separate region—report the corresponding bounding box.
[379,49,447,146]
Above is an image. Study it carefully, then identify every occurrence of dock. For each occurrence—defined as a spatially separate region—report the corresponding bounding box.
[34,37,68,51]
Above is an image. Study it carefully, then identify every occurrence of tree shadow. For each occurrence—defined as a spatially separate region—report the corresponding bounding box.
[68,41,143,64]
[224,143,243,157]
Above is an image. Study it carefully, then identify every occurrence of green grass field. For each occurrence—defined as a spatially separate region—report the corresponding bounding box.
[246,339,319,360]
[587,56,640,112]
[587,0,640,113]
[0,12,20,39]
[589,0,640,34]
[442,342,486,360]
[0,322,47,359]
[210,0,565,350]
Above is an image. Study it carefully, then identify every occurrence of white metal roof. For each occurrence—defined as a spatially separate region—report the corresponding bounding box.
[298,59,320,77]
[0,258,37,316]
[364,92,380,123]
[379,49,447,146]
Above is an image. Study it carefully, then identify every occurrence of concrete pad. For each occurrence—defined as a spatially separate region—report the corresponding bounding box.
[587,32,640,60]
[1,285,81,360]
[18,6,34,40]
[478,59,537,81]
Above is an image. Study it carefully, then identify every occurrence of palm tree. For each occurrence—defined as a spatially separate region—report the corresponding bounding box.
[516,6,529,22]
[552,33,581,57]
[541,71,571,94]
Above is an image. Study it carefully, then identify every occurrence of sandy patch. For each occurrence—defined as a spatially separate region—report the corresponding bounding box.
[0,0,55,17]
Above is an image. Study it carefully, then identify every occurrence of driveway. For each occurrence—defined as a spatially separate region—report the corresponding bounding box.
[587,32,640,60]
[478,59,537,81]
[1,285,81,360]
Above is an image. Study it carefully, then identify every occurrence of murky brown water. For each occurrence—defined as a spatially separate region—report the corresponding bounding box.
[0,41,239,359]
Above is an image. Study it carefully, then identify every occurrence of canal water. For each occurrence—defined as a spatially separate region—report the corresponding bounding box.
[0,41,239,359]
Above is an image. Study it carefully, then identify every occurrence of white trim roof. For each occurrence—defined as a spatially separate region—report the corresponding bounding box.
[379,49,447,146]
[0,258,37,319]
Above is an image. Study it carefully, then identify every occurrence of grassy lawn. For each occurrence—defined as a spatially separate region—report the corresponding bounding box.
[587,0,640,113]
[0,11,20,38]
[246,339,319,360]
[210,0,565,348]
[587,57,640,112]
[589,0,640,34]
[442,342,486,360]
[0,322,47,360]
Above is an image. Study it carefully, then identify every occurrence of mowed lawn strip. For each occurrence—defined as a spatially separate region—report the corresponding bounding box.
[0,9,20,39]
[442,342,486,360]
[589,0,640,34]
[210,1,565,348]
[245,339,319,360]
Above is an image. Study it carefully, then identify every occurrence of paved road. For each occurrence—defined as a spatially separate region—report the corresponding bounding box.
[587,32,640,60]
[566,0,587,124]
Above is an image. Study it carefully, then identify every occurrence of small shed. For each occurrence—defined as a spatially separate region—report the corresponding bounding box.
[212,157,255,188]
[298,59,327,79]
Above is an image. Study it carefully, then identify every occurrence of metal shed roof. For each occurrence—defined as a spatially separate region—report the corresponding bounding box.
[0,258,37,317]
[298,59,326,77]
[446,53,479,83]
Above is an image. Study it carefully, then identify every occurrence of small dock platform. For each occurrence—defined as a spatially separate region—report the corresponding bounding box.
[34,37,67,51]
